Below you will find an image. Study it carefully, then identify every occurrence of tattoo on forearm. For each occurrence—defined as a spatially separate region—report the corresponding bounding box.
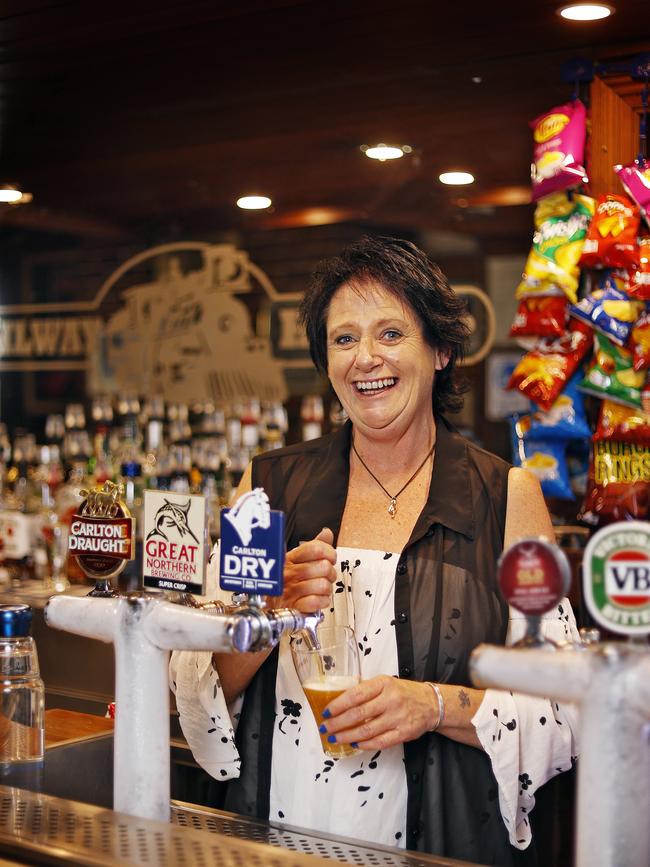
[458,689,471,709]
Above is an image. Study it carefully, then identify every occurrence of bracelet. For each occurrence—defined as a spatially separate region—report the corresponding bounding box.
[425,682,445,732]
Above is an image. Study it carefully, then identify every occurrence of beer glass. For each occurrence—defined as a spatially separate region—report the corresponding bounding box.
[291,625,360,758]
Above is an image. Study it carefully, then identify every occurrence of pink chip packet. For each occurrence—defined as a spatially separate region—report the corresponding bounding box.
[530,100,588,201]
[615,159,650,227]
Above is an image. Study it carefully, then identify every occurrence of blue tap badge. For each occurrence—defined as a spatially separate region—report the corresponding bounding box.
[219,488,285,596]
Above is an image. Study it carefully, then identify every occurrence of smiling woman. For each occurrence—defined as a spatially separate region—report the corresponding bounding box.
[171,236,579,866]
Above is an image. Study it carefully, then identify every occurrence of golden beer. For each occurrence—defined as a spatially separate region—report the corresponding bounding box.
[302,676,359,758]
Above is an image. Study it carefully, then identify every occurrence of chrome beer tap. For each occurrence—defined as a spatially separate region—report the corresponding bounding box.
[44,484,317,825]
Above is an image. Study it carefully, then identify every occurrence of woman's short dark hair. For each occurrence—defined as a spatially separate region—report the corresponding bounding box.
[299,235,470,414]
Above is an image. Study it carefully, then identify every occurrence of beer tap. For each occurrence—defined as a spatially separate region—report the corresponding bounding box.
[45,483,318,825]
[225,593,323,652]
[470,521,650,867]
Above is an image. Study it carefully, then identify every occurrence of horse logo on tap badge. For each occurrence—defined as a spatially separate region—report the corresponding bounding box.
[219,488,285,597]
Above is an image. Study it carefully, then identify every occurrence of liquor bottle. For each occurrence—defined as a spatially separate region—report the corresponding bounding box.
[301,395,324,441]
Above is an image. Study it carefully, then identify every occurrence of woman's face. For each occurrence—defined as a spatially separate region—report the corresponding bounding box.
[326,280,448,440]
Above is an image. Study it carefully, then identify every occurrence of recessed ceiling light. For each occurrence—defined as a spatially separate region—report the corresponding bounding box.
[362,144,410,161]
[236,195,272,210]
[558,3,613,21]
[0,186,25,203]
[439,171,475,186]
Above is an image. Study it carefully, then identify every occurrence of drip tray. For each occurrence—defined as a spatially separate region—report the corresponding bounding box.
[0,784,479,866]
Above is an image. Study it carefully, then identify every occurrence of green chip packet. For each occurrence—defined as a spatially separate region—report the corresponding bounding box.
[577,332,644,409]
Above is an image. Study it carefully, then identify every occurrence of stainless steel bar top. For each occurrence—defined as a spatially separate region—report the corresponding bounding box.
[0,784,483,867]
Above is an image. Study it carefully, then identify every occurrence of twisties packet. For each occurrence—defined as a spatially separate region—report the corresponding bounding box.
[625,237,650,301]
[578,332,645,408]
[615,159,650,226]
[507,320,593,411]
[578,194,640,270]
[510,416,573,499]
[578,440,650,525]
[569,271,644,346]
[631,308,650,371]
[531,100,588,201]
[594,400,650,446]
[510,294,567,338]
[528,373,591,440]
[517,192,595,304]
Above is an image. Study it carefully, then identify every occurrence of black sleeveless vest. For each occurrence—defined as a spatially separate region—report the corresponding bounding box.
[224,417,537,865]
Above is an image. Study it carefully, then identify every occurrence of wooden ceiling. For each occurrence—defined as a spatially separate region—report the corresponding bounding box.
[0,0,649,248]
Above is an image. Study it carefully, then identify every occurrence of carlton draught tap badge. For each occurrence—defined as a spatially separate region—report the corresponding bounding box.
[219,488,285,597]
[143,491,207,594]
[69,481,134,581]
[584,520,650,636]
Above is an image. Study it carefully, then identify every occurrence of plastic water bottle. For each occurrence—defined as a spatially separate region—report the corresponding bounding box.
[0,604,44,763]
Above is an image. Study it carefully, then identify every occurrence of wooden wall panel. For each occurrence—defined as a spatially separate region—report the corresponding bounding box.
[589,75,640,198]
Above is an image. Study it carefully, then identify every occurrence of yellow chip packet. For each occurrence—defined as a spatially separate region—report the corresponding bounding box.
[517,192,595,304]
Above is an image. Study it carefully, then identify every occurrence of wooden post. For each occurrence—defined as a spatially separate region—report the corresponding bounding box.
[589,76,642,198]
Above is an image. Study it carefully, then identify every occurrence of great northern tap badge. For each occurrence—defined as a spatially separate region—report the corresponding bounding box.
[583,520,650,637]
[143,491,207,594]
[219,488,285,596]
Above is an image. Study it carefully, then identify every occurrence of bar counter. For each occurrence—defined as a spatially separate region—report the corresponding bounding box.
[0,710,482,867]
[0,584,484,866]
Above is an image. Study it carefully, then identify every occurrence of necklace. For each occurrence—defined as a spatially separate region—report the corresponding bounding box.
[351,437,435,518]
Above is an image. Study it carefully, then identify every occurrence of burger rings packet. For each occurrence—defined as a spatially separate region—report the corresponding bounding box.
[578,440,650,525]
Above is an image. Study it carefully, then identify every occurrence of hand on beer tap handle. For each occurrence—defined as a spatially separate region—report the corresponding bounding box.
[275,527,337,615]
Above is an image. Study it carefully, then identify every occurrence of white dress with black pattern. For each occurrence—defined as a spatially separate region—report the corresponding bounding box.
[170,544,580,851]
[270,547,407,846]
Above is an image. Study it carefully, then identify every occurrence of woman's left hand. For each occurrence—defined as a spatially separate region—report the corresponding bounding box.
[319,675,439,750]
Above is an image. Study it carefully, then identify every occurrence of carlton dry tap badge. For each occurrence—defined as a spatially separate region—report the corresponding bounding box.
[219,488,285,596]
[69,481,135,581]
[583,520,650,636]
[143,491,207,594]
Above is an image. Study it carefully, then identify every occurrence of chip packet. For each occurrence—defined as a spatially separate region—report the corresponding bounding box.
[510,416,573,499]
[594,400,650,446]
[614,159,650,226]
[578,440,650,525]
[625,237,650,300]
[528,373,592,440]
[510,294,568,338]
[578,194,640,270]
[569,271,645,346]
[517,192,595,304]
[578,332,645,408]
[631,308,650,371]
[531,100,588,201]
[507,320,593,410]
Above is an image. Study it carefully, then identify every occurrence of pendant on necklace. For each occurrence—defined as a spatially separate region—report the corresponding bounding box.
[388,498,397,518]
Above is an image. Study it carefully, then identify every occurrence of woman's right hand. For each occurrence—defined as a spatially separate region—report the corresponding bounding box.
[278,527,337,613]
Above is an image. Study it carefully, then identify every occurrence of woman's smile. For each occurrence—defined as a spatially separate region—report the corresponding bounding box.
[353,376,398,394]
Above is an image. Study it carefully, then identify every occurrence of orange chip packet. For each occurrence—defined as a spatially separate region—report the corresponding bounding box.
[594,400,650,445]
[578,194,640,270]
[625,237,650,300]
[631,309,650,371]
[507,320,593,411]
